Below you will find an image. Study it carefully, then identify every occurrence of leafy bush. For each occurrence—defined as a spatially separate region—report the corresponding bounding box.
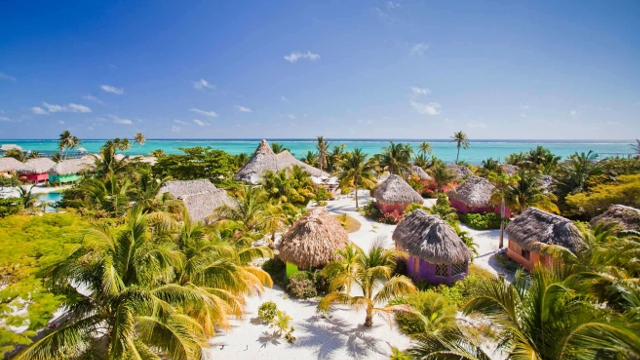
[361,200,381,218]
[403,203,429,215]
[389,291,457,337]
[262,257,288,288]
[258,301,278,323]
[380,210,402,224]
[459,212,505,230]
[285,272,317,299]
[315,185,333,201]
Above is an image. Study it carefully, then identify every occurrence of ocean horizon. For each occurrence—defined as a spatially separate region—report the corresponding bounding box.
[1,138,636,165]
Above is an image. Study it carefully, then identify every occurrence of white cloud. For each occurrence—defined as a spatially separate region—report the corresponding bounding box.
[190,108,218,117]
[83,95,104,104]
[284,51,320,63]
[171,125,181,133]
[0,116,13,122]
[101,85,124,95]
[42,102,66,113]
[0,73,16,81]
[410,43,429,56]
[59,121,64,124]
[193,119,209,126]
[40,102,92,113]
[235,105,252,113]
[31,106,47,115]
[411,101,441,115]
[411,86,431,96]
[68,103,92,113]
[386,1,401,9]
[286,113,296,119]
[110,115,132,125]
[570,110,577,116]
[468,121,488,128]
[173,119,187,125]
[192,79,215,90]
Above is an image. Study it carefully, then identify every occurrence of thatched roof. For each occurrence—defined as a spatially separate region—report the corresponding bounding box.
[447,176,495,207]
[374,174,423,205]
[590,205,640,231]
[0,157,24,173]
[447,164,473,179]
[393,210,470,264]
[18,158,56,174]
[0,144,22,151]
[500,164,519,176]
[278,207,349,269]
[410,166,433,181]
[539,175,554,190]
[505,207,585,253]
[234,139,329,183]
[49,157,96,175]
[158,180,234,222]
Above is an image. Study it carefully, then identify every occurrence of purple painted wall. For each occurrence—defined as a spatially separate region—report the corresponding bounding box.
[405,256,468,286]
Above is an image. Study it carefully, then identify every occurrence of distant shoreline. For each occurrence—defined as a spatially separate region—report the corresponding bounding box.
[0,138,634,143]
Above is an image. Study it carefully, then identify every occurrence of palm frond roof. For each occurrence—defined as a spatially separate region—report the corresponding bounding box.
[158,180,234,221]
[505,207,585,253]
[374,174,423,205]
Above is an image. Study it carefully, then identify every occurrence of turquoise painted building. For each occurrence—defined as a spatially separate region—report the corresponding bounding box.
[48,157,95,184]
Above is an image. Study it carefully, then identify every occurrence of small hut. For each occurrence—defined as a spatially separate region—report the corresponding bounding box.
[48,157,95,183]
[278,207,349,277]
[447,164,473,179]
[0,144,23,153]
[500,164,519,176]
[447,176,507,216]
[393,210,471,285]
[373,174,424,214]
[18,158,56,184]
[409,166,433,181]
[158,180,234,222]
[235,139,329,183]
[505,208,585,271]
[590,205,640,231]
[0,157,24,177]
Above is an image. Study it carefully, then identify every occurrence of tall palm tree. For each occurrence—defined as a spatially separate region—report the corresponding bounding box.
[213,185,273,242]
[508,170,559,214]
[315,136,330,171]
[134,132,146,155]
[450,131,470,164]
[58,130,73,159]
[270,142,290,154]
[327,145,346,173]
[151,149,165,158]
[337,148,377,208]
[429,160,455,193]
[379,142,413,176]
[319,243,416,327]
[488,171,519,248]
[557,150,604,196]
[80,175,133,217]
[301,150,318,167]
[631,139,640,154]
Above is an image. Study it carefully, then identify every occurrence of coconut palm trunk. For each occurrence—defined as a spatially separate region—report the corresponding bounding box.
[455,145,461,164]
[364,305,373,327]
[499,197,505,249]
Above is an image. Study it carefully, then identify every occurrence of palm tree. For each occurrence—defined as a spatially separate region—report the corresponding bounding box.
[429,160,455,193]
[270,142,290,154]
[488,171,519,248]
[134,132,146,155]
[557,150,604,196]
[315,136,330,171]
[327,145,346,173]
[57,130,74,159]
[379,142,413,176]
[16,186,43,214]
[631,139,640,154]
[464,267,640,359]
[213,185,274,242]
[80,175,133,217]
[301,150,318,167]
[419,141,432,157]
[450,131,470,164]
[508,170,559,214]
[119,138,131,154]
[337,148,377,208]
[151,149,165,158]
[320,243,416,327]
[3,149,25,162]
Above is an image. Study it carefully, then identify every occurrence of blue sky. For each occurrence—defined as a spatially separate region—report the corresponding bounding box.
[1,0,639,139]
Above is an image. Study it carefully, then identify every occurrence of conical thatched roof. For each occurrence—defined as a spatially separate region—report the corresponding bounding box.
[49,157,96,175]
[374,174,423,205]
[0,144,22,152]
[158,180,234,222]
[278,207,349,269]
[500,164,519,176]
[234,139,329,183]
[0,157,24,173]
[410,166,433,181]
[505,207,585,253]
[590,205,640,231]
[447,176,495,207]
[447,164,473,179]
[393,210,470,264]
[18,158,56,174]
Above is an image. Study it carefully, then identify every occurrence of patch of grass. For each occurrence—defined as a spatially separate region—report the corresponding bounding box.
[332,214,361,233]
[494,252,521,273]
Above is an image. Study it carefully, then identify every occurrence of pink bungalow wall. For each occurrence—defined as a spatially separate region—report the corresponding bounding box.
[449,198,511,218]
[376,201,410,214]
[21,173,49,184]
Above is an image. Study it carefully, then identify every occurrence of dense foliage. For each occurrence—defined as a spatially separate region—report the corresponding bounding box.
[459,212,503,230]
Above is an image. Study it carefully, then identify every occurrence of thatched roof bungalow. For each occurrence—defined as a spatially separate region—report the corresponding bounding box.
[447,164,473,179]
[393,210,470,285]
[234,139,329,183]
[18,158,56,183]
[500,164,519,176]
[403,166,433,181]
[278,207,349,276]
[0,157,24,176]
[505,207,585,271]
[590,205,640,231]
[0,144,22,152]
[48,157,96,183]
[447,176,507,216]
[373,174,423,214]
[158,180,234,223]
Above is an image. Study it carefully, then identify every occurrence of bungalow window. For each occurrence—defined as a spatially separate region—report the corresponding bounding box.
[451,262,467,276]
[521,249,530,261]
[435,264,448,277]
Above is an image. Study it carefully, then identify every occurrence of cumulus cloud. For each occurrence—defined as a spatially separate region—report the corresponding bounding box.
[387,1,401,9]
[193,119,209,126]
[235,105,252,113]
[284,51,320,63]
[411,86,431,96]
[467,121,488,128]
[83,95,104,104]
[411,101,441,115]
[68,104,92,113]
[0,73,16,81]
[101,85,124,95]
[410,43,429,56]
[173,119,187,125]
[110,115,132,125]
[32,106,47,115]
[39,102,92,113]
[192,79,215,90]
[0,116,14,122]
[190,108,218,117]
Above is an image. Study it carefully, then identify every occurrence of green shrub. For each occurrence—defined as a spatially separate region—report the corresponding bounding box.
[459,212,506,230]
[403,203,428,215]
[258,301,278,323]
[285,272,317,299]
[262,257,288,288]
[389,291,457,337]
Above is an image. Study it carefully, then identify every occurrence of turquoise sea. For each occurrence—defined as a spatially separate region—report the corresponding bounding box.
[1,139,635,165]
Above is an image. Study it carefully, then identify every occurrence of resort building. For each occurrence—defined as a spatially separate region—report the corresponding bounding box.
[373,174,423,214]
[48,156,96,184]
[235,139,330,184]
[393,210,471,285]
[0,157,24,177]
[18,158,56,184]
[447,164,473,179]
[404,166,432,181]
[590,204,640,231]
[158,179,235,223]
[0,144,23,154]
[447,176,508,216]
[505,207,585,271]
[278,207,349,277]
